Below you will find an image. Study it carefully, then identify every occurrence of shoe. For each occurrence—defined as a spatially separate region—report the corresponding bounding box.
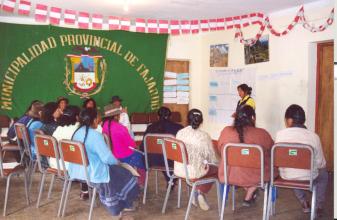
[301,201,311,213]
[242,199,254,207]
[80,191,89,200]
[316,208,324,217]
[197,194,210,211]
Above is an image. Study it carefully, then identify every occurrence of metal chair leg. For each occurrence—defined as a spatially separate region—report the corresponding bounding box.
[23,171,30,205]
[57,180,68,217]
[47,174,56,199]
[3,173,13,216]
[216,181,221,217]
[177,178,182,208]
[28,161,37,193]
[262,183,268,220]
[310,185,317,220]
[231,185,235,211]
[88,187,97,220]
[155,171,158,194]
[36,172,46,208]
[266,184,273,220]
[220,184,228,220]
[142,171,149,204]
[62,180,73,217]
[184,183,197,220]
[162,178,174,214]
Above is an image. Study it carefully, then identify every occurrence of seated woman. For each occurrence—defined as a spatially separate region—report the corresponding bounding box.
[40,102,60,135]
[102,104,146,186]
[56,96,69,115]
[82,98,97,109]
[68,108,139,216]
[174,109,218,211]
[51,105,80,169]
[26,102,44,160]
[140,106,183,185]
[217,105,275,207]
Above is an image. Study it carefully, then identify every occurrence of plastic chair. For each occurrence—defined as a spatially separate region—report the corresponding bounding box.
[0,136,29,216]
[267,143,316,220]
[162,137,221,220]
[34,134,66,216]
[14,123,36,191]
[142,133,175,204]
[220,143,269,220]
[58,139,97,220]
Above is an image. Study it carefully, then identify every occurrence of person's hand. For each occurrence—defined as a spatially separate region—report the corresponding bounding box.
[122,106,128,113]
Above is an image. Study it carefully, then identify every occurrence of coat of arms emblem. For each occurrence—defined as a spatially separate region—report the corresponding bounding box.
[64,47,106,98]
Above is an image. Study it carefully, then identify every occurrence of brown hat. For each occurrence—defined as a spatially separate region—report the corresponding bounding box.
[27,102,44,118]
[103,104,122,118]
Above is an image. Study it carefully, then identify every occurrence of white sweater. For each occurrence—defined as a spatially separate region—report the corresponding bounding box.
[275,127,326,180]
[174,126,218,179]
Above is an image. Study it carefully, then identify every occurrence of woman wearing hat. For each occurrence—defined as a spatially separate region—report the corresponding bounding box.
[68,108,139,217]
[102,104,146,186]
[110,95,132,134]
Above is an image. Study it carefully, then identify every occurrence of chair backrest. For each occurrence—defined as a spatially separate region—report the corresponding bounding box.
[14,123,32,161]
[223,143,264,188]
[143,133,175,170]
[148,112,159,123]
[130,113,149,124]
[271,143,314,189]
[58,139,89,183]
[163,137,191,182]
[35,134,60,173]
[0,115,11,128]
[35,129,44,135]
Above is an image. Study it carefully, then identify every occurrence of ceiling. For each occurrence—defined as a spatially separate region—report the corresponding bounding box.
[1,0,327,20]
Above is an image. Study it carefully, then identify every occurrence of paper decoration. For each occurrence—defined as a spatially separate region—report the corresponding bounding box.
[159,20,169,34]
[92,14,103,29]
[233,16,241,28]
[177,91,189,98]
[177,79,189,85]
[177,73,189,80]
[191,20,199,34]
[121,18,130,31]
[180,20,190,34]
[163,97,177,104]
[18,0,31,15]
[170,20,180,35]
[163,86,177,92]
[209,19,217,31]
[177,96,189,104]
[217,18,225,30]
[2,0,15,13]
[200,20,209,32]
[241,14,250,27]
[109,16,120,30]
[135,18,146,32]
[147,19,158,33]
[78,12,89,29]
[64,9,76,24]
[225,17,234,29]
[177,86,190,91]
[163,92,177,98]
[49,7,61,25]
[35,4,48,22]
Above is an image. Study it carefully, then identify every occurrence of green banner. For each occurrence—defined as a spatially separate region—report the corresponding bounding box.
[0,23,168,117]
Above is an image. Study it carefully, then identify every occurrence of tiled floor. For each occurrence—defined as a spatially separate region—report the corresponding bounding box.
[0,171,333,220]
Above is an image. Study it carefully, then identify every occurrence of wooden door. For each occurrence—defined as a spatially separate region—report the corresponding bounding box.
[316,42,334,171]
[164,59,189,126]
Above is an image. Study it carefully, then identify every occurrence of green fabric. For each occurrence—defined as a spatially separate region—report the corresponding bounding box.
[0,23,168,117]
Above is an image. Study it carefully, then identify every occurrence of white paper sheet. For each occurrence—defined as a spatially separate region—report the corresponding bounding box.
[164,79,177,85]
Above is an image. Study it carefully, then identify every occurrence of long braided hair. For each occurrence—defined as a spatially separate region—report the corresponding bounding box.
[71,108,97,144]
[234,105,256,143]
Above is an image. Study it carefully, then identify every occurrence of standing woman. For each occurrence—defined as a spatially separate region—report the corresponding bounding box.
[68,108,139,216]
[233,84,255,117]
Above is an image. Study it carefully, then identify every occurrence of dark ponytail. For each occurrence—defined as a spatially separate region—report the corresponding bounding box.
[72,108,97,143]
[237,84,252,96]
[188,109,203,129]
[285,104,306,128]
[234,105,255,143]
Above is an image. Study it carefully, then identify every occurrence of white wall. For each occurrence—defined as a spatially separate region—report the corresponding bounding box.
[167,0,335,139]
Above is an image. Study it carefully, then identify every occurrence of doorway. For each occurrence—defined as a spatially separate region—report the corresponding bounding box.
[316,41,334,171]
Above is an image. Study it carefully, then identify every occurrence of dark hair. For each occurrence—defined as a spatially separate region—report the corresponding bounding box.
[158,106,171,120]
[285,104,306,126]
[58,105,80,126]
[82,98,97,109]
[188,109,203,129]
[25,100,41,114]
[41,102,59,124]
[234,105,256,143]
[57,97,69,105]
[237,84,252,95]
[73,108,98,144]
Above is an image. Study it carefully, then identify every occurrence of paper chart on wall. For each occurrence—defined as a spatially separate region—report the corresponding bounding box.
[209,68,256,125]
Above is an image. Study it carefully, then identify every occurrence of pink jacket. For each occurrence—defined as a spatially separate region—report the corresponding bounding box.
[102,120,136,159]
